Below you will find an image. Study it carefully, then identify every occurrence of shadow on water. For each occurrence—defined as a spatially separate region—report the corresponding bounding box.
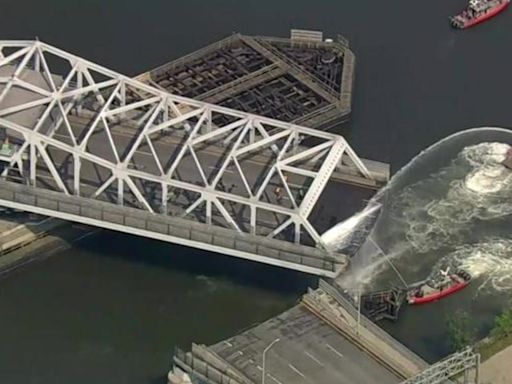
[76,230,317,295]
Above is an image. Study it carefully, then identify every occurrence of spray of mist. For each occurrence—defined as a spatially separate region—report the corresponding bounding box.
[324,132,512,295]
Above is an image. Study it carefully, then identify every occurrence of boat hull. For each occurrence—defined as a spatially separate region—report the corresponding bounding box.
[455,1,510,29]
[409,281,469,305]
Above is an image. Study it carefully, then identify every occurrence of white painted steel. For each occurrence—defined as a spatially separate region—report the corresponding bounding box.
[0,197,339,277]
[0,40,373,250]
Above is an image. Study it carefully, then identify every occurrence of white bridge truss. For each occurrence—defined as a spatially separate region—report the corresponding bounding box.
[0,40,373,249]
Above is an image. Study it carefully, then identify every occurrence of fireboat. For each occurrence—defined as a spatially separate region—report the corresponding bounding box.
[406,269,471,305]
[360,268,472,321]
[450,0,510,29]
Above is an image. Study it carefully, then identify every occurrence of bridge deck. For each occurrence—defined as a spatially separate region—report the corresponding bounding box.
[0,40,387,275]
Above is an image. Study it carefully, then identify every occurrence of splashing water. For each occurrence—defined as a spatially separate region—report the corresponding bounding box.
[330,130,512,295]
[321,203,381,252]
[397,142,512,254]
[429,239,512,293]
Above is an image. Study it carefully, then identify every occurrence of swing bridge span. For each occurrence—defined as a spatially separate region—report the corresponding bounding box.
[0,40,388,277]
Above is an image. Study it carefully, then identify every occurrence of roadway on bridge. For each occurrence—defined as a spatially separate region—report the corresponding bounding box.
[35,114,371,242]
[1,61,378,248]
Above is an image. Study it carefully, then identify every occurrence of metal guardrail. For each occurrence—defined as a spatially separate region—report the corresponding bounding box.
[400,347,479,384]
[318,279,428,370]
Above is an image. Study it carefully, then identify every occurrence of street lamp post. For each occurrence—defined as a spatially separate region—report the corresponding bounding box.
[262,338,280,384]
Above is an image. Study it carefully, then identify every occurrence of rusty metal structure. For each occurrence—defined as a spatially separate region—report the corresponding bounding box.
[138,30,355,130]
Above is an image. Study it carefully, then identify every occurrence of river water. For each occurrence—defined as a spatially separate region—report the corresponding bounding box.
[0,0,512,382]
[328,128,512,360]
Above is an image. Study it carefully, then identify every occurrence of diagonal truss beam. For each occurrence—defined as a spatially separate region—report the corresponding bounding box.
[0,40,375,251]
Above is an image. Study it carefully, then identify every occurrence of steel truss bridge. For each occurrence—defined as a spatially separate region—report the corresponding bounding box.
[0,40,379,276]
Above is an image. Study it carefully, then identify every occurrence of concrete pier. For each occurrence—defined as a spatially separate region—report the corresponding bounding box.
[170,280,428,384]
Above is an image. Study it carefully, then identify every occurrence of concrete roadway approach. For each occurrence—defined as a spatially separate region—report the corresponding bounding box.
[185,306,401,384]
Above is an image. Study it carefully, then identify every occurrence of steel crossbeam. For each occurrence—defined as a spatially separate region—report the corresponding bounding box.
[0,40,373,249]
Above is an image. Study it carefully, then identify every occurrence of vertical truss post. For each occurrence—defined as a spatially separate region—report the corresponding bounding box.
[249,123,255,144]
[206,199,212,225]
[120,81,126,108]
[205,107,212,133]
[73,154,80,196]
[29,142,36,186]
[250,205,256,235]
[161,183,168,213]
[294,220,301,244]
[117,177,123,204]
[34,52,40,72]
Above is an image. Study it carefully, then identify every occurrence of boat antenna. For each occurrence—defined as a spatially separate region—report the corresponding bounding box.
[367,235,409,289]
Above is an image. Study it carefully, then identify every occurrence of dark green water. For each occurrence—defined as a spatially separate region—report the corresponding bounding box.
[0,232,315,383]
[0,0,512,382]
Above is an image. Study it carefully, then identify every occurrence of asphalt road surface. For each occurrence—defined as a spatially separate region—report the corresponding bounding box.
[210,305,400,384]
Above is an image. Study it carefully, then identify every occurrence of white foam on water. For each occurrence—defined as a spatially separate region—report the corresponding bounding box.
[428,240,512,293]
[336,139,512,295]
[401,142,512,253]
[465,167,508,194]
[462,143,511,195]
[461,142,509,167]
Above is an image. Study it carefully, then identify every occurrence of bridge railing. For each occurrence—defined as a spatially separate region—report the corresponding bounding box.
[0,180,347,276]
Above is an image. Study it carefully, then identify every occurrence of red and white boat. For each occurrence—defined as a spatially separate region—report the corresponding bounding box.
[407,269,471,305]
[450,0,510,29]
